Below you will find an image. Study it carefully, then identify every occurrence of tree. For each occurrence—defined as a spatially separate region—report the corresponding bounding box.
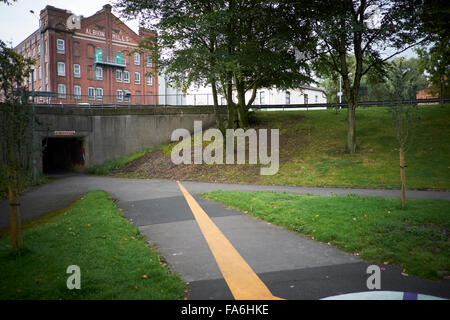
[116,0,314,129]
[387,57,429,101]
[390,104,420,208]
[308,0,427,153]
[0,39,34,250]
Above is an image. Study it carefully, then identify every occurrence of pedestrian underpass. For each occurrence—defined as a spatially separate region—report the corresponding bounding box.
[42,137,85,173]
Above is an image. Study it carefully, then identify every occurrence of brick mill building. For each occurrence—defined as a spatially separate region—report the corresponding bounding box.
[14,4,158,105]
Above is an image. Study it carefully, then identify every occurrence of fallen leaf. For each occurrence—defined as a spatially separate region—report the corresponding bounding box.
[142,274,148,279]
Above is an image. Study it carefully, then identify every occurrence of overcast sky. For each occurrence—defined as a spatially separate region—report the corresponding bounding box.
[0,0,139,47]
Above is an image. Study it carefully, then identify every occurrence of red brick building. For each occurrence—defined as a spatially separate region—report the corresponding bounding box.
[15,4,158,105]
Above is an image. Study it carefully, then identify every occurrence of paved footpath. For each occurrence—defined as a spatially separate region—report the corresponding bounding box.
[1,175,449,299]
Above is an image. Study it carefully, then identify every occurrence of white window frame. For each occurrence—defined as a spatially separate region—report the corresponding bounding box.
[95,66,103,80]
[56,39,65,54]
[146,74,152,86]
[73,64,81,78]
[58,84,66,99]
[116,69,123,82]
[146,54,152,67]
[88,87,95,100]
[123,71,130,83]
[134,52,140,65]
[57,62,66,76]
[116,89,123,102]
[135,72,140,84]
[74,85,81,100]
[95,87,103,101]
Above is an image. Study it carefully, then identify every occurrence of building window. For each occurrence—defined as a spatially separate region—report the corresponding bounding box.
[39,66,42,80]
[146,54,152,67]
[135,72,140,84]
[95,66,103,80]
[304,93,308,104]
[95,88,103,101]
[117,90,123,102]
[285,91,290,105]
[57,62,65,76]
[260,92,265,105]
[315,95,318,103]
[124,90,131,102]
[56,39,65,54]
[88,87,95,100]
[74,85,81,100]
[146,74,152,86]
[134,52,140,65]
[32,48,36,58]
[116,69,123,82]
[58,84,66,99]
[73,64,81,78]
[123,71,130,83]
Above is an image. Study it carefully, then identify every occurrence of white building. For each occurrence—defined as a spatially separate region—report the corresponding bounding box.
[158,74,327,108]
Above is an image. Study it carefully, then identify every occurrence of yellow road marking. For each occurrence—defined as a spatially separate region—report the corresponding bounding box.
[177,181,283,300]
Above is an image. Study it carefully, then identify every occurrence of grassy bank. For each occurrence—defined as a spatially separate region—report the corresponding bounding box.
[107,105,450,190]
[88,146,163,175]
[0,190,186,299]
[202,190,450,280]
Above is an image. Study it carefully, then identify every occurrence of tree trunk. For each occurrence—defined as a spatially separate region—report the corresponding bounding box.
[7,170,18,250]
[399,146,406,208]
[347,103,357,154]
[211,80,225,134]
[235,80,249,128]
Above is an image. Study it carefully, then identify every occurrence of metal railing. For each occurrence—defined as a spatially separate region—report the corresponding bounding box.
[29,92,450,108]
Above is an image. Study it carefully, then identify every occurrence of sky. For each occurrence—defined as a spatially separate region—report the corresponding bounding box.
[0,0,139,47]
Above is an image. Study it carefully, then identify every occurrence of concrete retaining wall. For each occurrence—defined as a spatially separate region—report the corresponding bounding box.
[35,106,222,170]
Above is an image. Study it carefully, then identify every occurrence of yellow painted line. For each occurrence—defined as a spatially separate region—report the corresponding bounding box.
[177,181,283,300]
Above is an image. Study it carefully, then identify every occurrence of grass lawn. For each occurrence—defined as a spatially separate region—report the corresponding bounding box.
[202,190,450,280]
[106,105,450,190]
[0,191,186,299]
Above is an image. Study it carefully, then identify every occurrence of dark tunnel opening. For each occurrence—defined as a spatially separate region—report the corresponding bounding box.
[42,138,85,174]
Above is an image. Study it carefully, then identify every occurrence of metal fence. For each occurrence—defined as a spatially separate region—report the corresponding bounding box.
[30,92,450,108]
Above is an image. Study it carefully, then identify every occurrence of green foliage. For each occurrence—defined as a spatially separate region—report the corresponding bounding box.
[116,0,315,128]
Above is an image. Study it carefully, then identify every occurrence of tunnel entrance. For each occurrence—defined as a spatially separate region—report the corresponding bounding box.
[42,137,85,173]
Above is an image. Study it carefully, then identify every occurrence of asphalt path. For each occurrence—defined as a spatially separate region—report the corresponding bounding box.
[1,174,449,300]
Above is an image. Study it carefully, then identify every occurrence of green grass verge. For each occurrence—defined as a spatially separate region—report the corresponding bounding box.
[202,190,450,280]
[0,190,186,299]
[87,146,162,175]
